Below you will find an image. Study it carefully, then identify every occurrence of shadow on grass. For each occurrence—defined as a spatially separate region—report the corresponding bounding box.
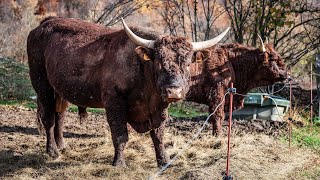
[0,125,38,135]
[0,125,103,138]
[0,150,74,177]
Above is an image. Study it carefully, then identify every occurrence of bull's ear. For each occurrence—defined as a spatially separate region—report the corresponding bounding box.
[135,46,153,62]
[194,50,211,63]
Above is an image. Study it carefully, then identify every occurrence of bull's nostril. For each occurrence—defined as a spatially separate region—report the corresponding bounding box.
[166,87,183,100]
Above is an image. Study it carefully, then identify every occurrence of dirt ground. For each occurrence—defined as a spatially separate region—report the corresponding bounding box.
[0,105,319,180]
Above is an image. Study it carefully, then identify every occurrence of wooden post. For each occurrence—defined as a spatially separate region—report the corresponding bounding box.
[289,74,292,149]
[316,54,320,118]
[311,63,313,125]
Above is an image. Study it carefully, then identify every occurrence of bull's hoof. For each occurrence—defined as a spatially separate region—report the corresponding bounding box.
[47,147,59,159]
[56,141,66,150]
[212,129,222,137]
[157,159,169,168]
[37,127,46,136]
[79,112,88,124]
[112,159,127,167]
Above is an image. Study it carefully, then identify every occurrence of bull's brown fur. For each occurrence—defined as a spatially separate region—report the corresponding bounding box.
[27,17,195,167]
[187,43,287,135]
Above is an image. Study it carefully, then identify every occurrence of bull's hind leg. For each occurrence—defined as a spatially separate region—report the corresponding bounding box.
[29,71,58,157]
[54,112,66,150]
[36,98,46,136]
[54,95,68,150]
[36,87,59,158]
[105,99,129,167]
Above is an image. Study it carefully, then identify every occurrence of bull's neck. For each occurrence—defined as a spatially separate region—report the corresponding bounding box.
[228,47,261,94]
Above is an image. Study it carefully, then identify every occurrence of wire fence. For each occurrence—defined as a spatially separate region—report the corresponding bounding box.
[150,74,317,179]
[149,92,230,180]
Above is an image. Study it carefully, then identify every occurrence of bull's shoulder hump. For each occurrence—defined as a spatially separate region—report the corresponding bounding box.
[40,16,58,24]
[38,17,113,36]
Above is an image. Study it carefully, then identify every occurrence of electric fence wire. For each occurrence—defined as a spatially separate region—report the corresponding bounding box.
[271,83,290,95]
[148,92,230,180]
[150,83,294,179]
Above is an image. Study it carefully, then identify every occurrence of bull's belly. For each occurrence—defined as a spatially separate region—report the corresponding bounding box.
[128,102,151,123]
[127,100,167,133]
[50,78,104,108]
[127,101,155,133]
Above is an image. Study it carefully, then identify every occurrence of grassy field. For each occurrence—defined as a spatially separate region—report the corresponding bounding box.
[0,105,319,179]
[1,58,319,179]
[291,126,320,151]
[0,100,208,118]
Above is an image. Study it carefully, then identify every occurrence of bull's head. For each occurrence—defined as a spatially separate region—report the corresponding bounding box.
[122,18,229,102]
[255,35,288,83]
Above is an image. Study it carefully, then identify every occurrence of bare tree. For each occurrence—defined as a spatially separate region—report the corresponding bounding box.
[224,0,320,67]
[96,0,147,27]
[156,0,226,41]
[224,0,252,44]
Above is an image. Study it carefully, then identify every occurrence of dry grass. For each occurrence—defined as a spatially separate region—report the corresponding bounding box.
[0,105,319,180]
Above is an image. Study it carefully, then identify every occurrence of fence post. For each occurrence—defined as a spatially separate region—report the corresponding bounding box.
[311,63,313,125]
[224,83,234,180]
[289,75,292,149]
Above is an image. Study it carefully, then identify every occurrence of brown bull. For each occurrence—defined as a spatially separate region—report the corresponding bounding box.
[27,17,229,167]
[187,38,287,135]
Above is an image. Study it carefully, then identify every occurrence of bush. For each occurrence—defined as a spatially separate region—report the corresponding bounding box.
[313,117,320,126]
[0,57,35,101]
[291,126,320,151]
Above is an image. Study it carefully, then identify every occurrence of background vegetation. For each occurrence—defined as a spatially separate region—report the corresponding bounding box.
[0,0,319,119]
[0,0,319,114]
[0,57,35,101]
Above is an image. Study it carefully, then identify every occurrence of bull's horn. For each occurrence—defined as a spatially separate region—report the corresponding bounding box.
[121,18,155,49]
[257,35,266,52]
[192,27,230,51]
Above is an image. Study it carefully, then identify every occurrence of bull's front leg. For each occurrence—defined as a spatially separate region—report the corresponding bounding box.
[105,99,129,167]
[150,122,168,167]
[209,105,225,136]
[209,85,226,136]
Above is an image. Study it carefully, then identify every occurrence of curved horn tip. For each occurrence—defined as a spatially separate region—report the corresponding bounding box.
[121,17,125,25]
[121,17,155,49]
[191,27,230,51]
[257,35,266,52]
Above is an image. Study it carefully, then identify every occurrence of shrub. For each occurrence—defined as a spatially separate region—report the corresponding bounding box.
[0,57,35,101]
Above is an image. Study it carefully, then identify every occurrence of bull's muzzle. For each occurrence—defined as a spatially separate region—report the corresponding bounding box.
[278,68,288,81]
[164,87,183,102]
[279,70,288,80]
[272,61,288,81]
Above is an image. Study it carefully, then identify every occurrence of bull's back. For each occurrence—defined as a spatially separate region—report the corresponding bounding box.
[28,17,134,107]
